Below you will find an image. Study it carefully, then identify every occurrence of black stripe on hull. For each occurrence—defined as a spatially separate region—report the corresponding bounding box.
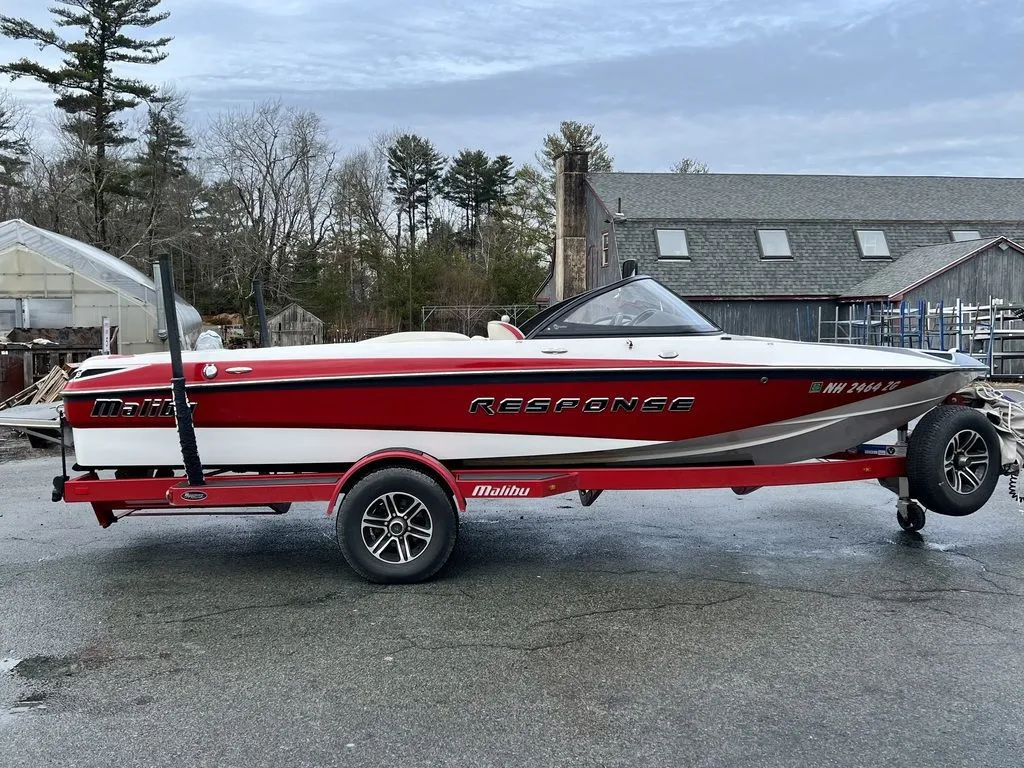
[62,365,955,400]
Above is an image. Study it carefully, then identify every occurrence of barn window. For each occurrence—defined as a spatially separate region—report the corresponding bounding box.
[951,229,981,242]
[655,229,689,259]
[855,230,890,258]
[756,229,791,259]
[601,232,610,266]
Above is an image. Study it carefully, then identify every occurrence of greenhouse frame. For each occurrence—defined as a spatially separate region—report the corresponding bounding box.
[0,219,202,354]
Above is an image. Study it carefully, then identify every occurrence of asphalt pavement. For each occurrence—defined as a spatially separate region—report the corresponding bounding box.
[2,450,1024,767]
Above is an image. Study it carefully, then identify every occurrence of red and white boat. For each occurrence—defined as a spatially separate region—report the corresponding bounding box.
[61,275,987,473]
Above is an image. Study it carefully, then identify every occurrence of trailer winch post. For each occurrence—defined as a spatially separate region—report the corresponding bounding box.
[156,252,205,486]
[252,279,270,348]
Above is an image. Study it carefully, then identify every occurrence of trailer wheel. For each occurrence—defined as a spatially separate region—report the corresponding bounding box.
[907,405,1000,517]
[897,501,926,532]
[336,467,458,584]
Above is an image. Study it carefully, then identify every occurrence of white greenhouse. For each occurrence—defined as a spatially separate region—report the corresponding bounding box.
[0,219,202,354]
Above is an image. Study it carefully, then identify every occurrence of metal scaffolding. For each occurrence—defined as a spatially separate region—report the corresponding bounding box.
[420,304,538,336]
[817,297,1024,376]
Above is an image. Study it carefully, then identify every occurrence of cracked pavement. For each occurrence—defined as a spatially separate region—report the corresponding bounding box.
[2,454,1024,766]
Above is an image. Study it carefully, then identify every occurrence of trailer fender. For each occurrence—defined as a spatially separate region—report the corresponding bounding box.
[327,449,467,516]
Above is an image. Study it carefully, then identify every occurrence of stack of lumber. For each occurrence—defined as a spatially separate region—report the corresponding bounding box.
[0,364,73,411]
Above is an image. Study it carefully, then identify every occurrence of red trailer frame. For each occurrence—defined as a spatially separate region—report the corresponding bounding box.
[57,446,907,529]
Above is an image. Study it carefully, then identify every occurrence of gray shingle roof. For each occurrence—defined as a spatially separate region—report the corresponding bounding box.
[843,237,1020,299]
[588,173,1024,221]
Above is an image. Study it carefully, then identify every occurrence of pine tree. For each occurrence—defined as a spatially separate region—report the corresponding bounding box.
[132,90,193,260]
[386,134,445,257]
[1,0,172,249]
[443,149,491,238]
[538,120,613,178]
[525,120,614,250]
[486,154,515,212]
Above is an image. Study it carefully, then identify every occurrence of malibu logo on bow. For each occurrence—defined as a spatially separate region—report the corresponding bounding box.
[90,398,196,418]
[469,396,695,415]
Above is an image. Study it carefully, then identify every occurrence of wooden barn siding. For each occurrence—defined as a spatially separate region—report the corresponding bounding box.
[689,300,837,341]
[270,304,324,346]
[585,188,620,290]
[904,247,1024,374]
[903,247,1024,306]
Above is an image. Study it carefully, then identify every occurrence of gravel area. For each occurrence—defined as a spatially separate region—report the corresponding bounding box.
[0,429,52,464]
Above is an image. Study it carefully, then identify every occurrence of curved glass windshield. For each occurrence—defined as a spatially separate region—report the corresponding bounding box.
[534,278,721,337]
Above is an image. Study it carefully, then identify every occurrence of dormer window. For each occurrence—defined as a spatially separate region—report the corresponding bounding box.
[655,229,689,259]
[756,229,791,259]
[855,230,890,258]
[951,230,981,242]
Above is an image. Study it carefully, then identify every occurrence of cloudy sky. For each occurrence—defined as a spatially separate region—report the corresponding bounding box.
[2,0,1022,175]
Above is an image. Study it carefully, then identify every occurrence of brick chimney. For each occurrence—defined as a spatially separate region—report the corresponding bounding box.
[554,150,589,300]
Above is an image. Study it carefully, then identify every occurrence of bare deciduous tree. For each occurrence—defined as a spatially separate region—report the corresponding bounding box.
[202,99,337,310]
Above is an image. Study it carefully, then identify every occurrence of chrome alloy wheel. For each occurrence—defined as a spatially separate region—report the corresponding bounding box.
[360,492,434,564]
[943,429,990,495]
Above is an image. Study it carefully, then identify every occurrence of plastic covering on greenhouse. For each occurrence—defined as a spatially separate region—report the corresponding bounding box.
[0,219,202,350]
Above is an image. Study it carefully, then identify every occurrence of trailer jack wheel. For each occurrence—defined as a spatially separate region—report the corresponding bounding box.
[336,467,459,584]
[897,500,926,532]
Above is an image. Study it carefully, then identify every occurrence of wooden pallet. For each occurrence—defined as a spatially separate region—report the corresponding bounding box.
[0,364,73,411]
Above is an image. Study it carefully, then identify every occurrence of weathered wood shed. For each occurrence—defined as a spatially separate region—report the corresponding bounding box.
[843,237,1024,306]
[269,303,324,347]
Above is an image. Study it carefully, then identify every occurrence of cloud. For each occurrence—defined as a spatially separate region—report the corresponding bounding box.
[0,0,1020,175]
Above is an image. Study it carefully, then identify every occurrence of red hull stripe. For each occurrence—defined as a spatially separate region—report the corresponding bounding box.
[64,370,938,441]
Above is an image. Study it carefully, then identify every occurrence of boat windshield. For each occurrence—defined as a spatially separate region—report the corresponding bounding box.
[533,278,721,337]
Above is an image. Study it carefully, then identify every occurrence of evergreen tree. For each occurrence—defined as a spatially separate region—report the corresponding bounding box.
[443,149,491,237]
[525,120,614,252]
[538,120,613,178]
[386,133,445,257]
[418,142,445,240]
[1,0,172,249]
[486,154,515,212]
[443,150,518,247]
[132,90,192,259]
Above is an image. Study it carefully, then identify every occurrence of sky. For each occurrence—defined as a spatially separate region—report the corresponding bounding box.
[1,0,1022,175]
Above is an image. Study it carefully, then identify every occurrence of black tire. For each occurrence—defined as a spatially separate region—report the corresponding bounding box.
[907,405,1001,517]
[897,501,926,532]
[336,467,459,584]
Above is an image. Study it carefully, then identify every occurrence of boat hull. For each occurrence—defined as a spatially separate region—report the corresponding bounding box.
[61,338,983,470]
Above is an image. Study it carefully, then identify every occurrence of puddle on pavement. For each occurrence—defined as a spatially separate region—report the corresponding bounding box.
[0,658,21,675]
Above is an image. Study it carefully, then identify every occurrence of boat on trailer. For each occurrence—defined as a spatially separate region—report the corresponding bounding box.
[48,264,1024,583]
[62,274,987,471]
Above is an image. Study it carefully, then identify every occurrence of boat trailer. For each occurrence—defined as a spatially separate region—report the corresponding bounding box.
[46,255,1024,583]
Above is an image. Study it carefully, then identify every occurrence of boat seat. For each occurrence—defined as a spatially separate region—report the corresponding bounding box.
[487,320,525,341]
[358,331,470,344]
